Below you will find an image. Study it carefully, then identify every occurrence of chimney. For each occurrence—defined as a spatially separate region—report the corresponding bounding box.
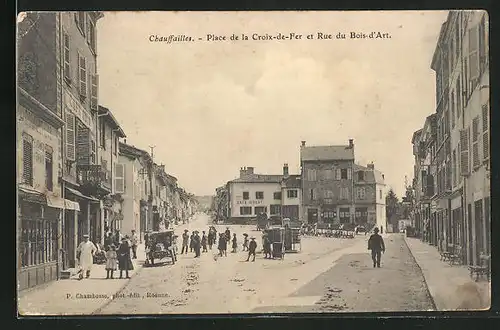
[301,141,306,147]
[367,163,374,170]
[348,139,354,148]
[283,163,289,176]
[240,167,246,178]
[246,167,255,175]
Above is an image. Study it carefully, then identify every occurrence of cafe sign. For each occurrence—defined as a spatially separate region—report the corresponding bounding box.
[236,200,263,205]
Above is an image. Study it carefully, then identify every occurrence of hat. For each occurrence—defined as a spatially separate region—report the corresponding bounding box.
[83,234,89,238]
[250,237,256,240]
[121,237,127,241]
[184,229,189,232]
[374,227,379,232]
[243,233,248,236]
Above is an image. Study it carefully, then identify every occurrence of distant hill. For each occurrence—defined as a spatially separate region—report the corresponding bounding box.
[195,195,213,210]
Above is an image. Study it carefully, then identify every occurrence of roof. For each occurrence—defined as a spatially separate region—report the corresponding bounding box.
[98,105,126,138]
[281,175,301,188]
[230,174,284,184]
[353,164,385,185]
[300,145,354,161]
[411,129,423,144]
[119,142,152,163]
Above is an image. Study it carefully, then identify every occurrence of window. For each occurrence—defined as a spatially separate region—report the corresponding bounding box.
[463,57,469,104]
[472,116,480,168]
[114,136,118,155]
[478,15,487,75]
[355,207,368,223]
[357,171,364,181]
[468,23,480,93]
[324,169,334,180]
[379,190,382,199]
[306,169,317,181]
[78,53,87,98]
[482,104,489,161]
[242,191,249,200]
[356,187,366,200]
[75,12,86,36]
[339,208,350,224]
[65,112,75,161]
[88,17,96,53]
[255,191,264,200]
[20,217,58,267]
[99,119,105,148]
[460,128,470,175]
[273,192,282,200]
[115,163,125,193]
[63,32,71,82]
[309,188,315,201]
[45,146,53,192]
[91,140,96,164]
[22,133,33,186]
[240,207,252,215]
[340,187,349,200]
[340,168,347,180]
[287,189,298,198]
[90,74,98,110]
[324,190,333,199]
[254,206,267,215]
[270,204,281,215]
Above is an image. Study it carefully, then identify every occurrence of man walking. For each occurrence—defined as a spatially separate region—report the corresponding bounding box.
[77,234,97,280]
[181,229,189,254]
[130,229,139,259]
[193,231,201,258]
[246,237,257,262]
[368,227,385,268]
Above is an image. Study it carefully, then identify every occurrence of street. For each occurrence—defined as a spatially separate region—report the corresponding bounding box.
[93,213,434,314]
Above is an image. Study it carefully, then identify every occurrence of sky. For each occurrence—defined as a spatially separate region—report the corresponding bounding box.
[96,11,449,197]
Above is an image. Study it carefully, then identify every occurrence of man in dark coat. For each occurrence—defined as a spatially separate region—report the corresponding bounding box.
[224,227,231,249]
[193,231,201,258]
[117,237,134,278]
[368,227,385,268]
[181,230,189,254]
[218,233,227,257]
[201,231,208,252]
[189,233,195,252]
[263,233,272,259]
[246,237,257,262]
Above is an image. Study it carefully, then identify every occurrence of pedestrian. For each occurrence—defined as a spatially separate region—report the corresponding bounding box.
[105,244,118,279]
[130,229,139,259]
[114,229,121,246]
[181,229,189,254]
[189,232,195,252]
[76,234,97,280]
[231,233,237,253]
[193,231,201,258]
[117,237,134,278]
[201,231,208,252]
[263,233,272,259]
[218,233,227,257]
[104,232,114,250]
[246,237,257,262]
[225,227,231,249]
[207,229,214,250]
[368,227,385,268]
[242,233,249,251]
[172,235,179,255]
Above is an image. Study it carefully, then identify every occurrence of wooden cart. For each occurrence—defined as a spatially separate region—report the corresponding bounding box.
[264,227,285,259]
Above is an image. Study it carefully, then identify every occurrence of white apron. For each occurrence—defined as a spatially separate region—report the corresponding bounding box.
[77,241,97,272]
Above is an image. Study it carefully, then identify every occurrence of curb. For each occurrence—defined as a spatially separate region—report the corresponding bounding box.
[91,259,146,315]
[402,235,438,311]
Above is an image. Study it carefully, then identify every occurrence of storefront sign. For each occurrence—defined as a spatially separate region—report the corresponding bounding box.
[64,90,93,129]
[236,200,263,205]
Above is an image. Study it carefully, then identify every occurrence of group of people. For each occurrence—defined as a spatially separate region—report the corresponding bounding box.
[77,229,139,280]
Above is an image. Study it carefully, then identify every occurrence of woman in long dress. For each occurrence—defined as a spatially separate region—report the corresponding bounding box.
[117,237,134,279]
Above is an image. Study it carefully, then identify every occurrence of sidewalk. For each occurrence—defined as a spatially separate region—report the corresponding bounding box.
[404,236,491,311]
[18,244,146,316]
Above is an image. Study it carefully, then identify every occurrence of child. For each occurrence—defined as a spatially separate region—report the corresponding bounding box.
[242,233,249,251]
[105,244,118,279]
[231,233,238,253]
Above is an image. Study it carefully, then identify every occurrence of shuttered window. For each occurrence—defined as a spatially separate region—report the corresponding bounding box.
[78,53,87,98]
[75,12,86,36]
[335,168,341,180]
[91,140,96,164]
[88,18,96,54]
[482,104,489,161]
[90,74,98,110]
[22,133,34,186]
[115,163,125,193]
[459,129,469,176]
[468,24,480,93]
[479,15,487,74]
[63,32,71,82]
[472,116,480,168]
[76,120,90,165]
[65,112,75,161]
[45,146,53,192]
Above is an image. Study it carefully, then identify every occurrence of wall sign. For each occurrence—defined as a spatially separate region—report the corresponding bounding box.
[236,200,263,205]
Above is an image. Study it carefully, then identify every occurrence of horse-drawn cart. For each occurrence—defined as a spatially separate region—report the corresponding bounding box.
[144,230,177,266]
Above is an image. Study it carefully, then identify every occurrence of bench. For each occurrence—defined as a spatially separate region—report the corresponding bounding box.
[468,253,490,282]
[448,245,463,265]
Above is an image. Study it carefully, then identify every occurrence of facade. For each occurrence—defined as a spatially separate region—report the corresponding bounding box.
[353,163,387,231]
[410,11,490,266]
[300,140,356,225]
[17,11,104,289]
[280,164,301,222]
[213,185,229,221]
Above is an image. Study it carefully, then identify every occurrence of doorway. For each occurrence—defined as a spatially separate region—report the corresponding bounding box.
[467,203,473,265]
[63,210,75,269]
[307,208,318,224]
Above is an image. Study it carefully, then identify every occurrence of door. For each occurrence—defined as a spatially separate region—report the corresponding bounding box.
[467,203,473,265]
[474,200,484,263]
[307,208,318,224]
[63,210,75,269]
[283,205,299,221]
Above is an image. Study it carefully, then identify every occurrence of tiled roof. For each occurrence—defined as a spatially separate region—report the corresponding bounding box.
[282,175,301,188]
[300,145,354,161]
[230,174,283,183]
[353,164,385,184]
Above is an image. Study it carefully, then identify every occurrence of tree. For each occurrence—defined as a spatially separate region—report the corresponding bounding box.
[386,188,399,227]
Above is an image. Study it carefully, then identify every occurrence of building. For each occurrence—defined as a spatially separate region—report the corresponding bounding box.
[226,166,290,224]
[17,11,104,289]
[280,164,302,222]
[410,11,489,266]
[213,185,229,222]
[353,163,387,231]
[300,140,356,225]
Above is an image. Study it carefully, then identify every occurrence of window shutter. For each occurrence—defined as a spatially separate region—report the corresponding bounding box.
[473,143,480,168]
[22,134,34,186]
[347,168,352,180]
[63,33,71,81]
[482,104,489,160]
[91,140,96,164]
[115,163,125,193]
[90,74,98,110]
[76,120,91,165]
[472,116,479,142]
[459,129,469,176]
[335,169,341,180]
[65,112,75,161]
[468,24,480,84]
[78,54,87,98]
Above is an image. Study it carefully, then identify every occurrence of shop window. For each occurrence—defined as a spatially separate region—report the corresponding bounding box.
[255,206,267,215]
[270,204,281,215]
[240,207,251,215]
[20,217,58,267]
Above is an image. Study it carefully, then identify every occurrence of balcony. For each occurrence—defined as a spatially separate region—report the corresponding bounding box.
[76,164,112,196]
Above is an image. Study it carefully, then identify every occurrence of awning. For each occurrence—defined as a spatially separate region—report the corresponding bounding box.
[64,200,80,211]
[65,187,99,201]
[46,195,65,209]
[18,186,47,204]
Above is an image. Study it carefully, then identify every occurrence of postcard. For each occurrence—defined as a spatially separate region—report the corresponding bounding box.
[16,10,490,315]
